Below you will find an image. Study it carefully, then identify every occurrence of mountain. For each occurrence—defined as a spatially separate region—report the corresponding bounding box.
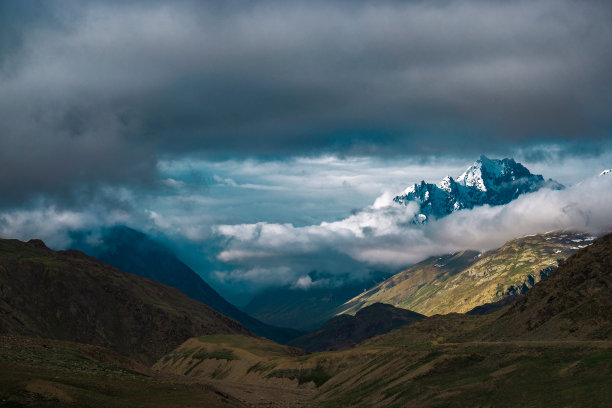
[288,303,425,352]
[339,231,596,316]
[393,155,563,221]
[0,238,252,365]
[71,226,302,344]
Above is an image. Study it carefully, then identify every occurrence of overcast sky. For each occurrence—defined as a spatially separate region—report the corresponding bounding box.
[1,0,611,299]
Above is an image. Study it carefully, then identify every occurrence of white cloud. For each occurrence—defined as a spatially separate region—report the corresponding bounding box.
[0,205,129,249]
[292,275,314,290]
[214,173,612,288]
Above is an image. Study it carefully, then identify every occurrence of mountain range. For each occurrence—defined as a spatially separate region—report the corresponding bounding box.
[393,155,564,221]
[1,231,610,407]
[244,281,389,331]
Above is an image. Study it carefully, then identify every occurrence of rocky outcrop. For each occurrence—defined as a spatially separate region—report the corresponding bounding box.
[500,264,559,296]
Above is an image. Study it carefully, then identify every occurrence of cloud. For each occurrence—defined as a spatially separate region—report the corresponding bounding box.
[0,204,130,249]
[213,172,612,288]
[1,0,612,204]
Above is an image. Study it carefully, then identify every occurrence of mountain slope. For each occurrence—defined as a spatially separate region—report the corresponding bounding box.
[340,250,480,316]
[393,155,563,221]
[0,238,252,365]
[288,303,425,352]
[71,226,301,343]
[339,231,595,316]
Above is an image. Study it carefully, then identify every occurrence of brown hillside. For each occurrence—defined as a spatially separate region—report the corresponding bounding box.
[0,238,252,365]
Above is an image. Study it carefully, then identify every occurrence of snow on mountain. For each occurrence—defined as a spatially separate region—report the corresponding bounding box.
[600,169,612,176]
[393,155,564,221]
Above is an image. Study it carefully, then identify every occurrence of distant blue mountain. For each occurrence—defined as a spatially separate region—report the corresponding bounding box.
[393,155,564,222]
[70,226,302,344]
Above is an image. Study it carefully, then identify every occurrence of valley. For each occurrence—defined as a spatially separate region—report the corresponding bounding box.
[1,232,610,407]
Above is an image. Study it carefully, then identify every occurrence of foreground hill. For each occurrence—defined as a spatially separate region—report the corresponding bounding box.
[339,231,595,316]
[0,238,252,365]
[0,334,247,408]
[288,303,425,352]
[71,226,302,343]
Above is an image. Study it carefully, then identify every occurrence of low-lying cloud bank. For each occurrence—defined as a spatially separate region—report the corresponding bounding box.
[214,172,612,288]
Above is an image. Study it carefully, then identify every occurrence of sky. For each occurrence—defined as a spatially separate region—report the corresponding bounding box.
[1,0,611,301]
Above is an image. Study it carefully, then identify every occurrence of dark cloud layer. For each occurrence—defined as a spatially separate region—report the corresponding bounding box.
[1,0,612,203]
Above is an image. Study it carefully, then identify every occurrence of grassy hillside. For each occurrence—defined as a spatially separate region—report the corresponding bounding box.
[0,238,252,365]
[339,231,595,316]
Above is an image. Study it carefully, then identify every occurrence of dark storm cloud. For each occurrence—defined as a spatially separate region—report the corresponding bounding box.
[1,0,612,203]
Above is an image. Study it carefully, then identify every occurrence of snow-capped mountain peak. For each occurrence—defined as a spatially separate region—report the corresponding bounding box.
[600,169,611,176]
[456,155,528,193]
[393,156,564,222]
